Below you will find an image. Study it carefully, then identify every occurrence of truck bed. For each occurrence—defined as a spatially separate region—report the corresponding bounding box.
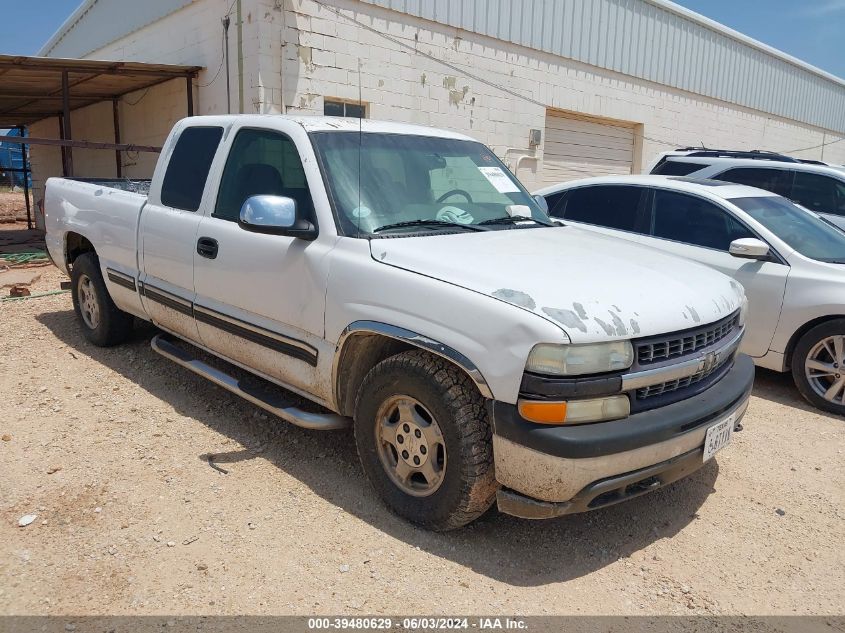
[44,176,149,281]
[68,178,152,195]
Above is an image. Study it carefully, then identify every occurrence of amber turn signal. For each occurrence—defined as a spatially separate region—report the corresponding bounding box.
[517,400,568,425]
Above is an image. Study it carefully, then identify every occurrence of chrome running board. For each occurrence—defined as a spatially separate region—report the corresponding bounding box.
[151,333,350,431]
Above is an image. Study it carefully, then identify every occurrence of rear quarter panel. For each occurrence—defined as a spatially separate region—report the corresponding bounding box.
[44,177,147,317]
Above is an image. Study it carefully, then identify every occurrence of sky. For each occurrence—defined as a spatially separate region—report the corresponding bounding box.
[2,0,844,80]
[672,0,845,78]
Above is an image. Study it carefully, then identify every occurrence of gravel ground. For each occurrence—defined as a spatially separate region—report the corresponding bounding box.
[1,264,843,617]
[0,191,31,222]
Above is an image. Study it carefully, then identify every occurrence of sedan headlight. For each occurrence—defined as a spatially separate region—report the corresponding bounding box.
[526,341,634,376]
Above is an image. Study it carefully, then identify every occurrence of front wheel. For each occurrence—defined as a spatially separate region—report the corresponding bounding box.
[354,350,497,530]
[71,253,134,347]
[791,319,845,416]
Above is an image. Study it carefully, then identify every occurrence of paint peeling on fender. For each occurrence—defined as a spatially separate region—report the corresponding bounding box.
[492,289,536,310]
[542,307,587,333]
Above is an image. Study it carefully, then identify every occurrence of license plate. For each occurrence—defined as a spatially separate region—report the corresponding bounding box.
[703,413,735,462]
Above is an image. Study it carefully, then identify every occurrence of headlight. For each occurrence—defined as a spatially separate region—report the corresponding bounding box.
[738,296,749,327]
[526,341,634,376]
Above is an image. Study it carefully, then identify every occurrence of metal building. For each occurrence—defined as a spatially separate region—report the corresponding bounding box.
[17,0,845,216]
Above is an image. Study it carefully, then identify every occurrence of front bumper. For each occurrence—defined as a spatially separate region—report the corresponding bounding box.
[491,353,755,518]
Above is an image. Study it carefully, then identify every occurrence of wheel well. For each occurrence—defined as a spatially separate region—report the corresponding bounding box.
[65,232,96,269]
[334,333,414,416]
[783,315,845,369]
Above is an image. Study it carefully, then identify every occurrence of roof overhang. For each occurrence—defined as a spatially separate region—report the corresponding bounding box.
[0,54,202,128]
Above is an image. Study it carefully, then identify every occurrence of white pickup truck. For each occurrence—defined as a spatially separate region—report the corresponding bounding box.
[45,115,753,530]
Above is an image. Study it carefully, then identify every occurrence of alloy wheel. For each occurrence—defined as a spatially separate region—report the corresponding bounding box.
[375,395,447,497]
[77,274,100,329]
[805,335,845,404]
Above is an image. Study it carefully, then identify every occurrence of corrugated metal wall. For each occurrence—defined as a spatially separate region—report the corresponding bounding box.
[39,0,193,59]
[360,0,845,134]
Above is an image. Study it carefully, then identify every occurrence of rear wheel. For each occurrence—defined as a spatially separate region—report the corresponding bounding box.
[791,319,845,416]
[354,350,497,530]
[71,253,134,347]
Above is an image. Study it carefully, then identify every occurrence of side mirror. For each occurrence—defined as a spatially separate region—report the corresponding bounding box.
[533,194,549,214]
[238,195,317,240]
[729,237,770,260]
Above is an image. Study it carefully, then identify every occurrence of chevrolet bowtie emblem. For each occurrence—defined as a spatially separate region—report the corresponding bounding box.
[700,351,717,373]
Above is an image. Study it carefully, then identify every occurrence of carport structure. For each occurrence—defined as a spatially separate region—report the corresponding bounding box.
[0,55,202,227]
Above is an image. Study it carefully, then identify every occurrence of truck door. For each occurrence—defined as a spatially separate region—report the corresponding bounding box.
[138,125,224,341]
[192,124,331,397]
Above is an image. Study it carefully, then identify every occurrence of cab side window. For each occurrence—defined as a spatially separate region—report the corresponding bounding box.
[214,128,314,223]
[650,190,752,250]
[560,185,645,232]
[791,172,845,216]
[160,126,223,211]
[716,167,793,197]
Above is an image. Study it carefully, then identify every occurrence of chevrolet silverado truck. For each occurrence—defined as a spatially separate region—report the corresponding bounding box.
[45,115,753,530]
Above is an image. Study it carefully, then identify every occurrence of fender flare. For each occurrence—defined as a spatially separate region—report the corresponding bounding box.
[332,320,494,402]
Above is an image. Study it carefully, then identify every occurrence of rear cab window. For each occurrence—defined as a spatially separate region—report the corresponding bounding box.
[160,126,224,211]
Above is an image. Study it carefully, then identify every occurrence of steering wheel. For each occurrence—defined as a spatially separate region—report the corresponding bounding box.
[437,189,473,204]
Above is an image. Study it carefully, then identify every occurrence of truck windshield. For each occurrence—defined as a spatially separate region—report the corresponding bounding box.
[310,131,551,236]
[731,195,845,263]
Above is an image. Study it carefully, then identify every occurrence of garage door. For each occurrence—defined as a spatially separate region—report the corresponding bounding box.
[541,112,635,185]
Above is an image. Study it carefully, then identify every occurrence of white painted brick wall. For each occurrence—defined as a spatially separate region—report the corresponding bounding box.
[259,0,844,190]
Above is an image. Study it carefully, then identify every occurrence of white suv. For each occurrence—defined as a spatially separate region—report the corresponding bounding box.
[646,149,845,229]
[535,175,845,416]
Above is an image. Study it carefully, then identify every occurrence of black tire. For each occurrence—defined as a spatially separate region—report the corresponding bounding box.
[354,350,497,530]
[791,319,845,416]
[70,252,134,347]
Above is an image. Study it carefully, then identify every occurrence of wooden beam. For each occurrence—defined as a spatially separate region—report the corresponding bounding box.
[186,76,194,117]
[113,100,122,177]
[0,92,107,100]
[62,71,73,177]
[0,134,162,153]
[0,59,199,78]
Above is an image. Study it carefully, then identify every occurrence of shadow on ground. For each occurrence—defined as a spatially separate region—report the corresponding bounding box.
[38,308,719,586]
[751,366,843,419]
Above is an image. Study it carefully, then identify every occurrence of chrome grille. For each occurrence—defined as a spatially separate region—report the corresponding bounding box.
[637,313,739,365]
[636,354,731,399]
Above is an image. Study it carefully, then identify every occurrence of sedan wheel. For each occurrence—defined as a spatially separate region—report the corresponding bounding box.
[792,319,845,416]
[805,335,845,405]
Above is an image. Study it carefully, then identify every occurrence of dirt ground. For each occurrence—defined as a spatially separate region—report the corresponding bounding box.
[0,190,32,222]
[1,228,843,617]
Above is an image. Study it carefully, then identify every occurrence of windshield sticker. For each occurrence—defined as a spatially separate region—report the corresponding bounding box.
[351,205,373,218]
[478,166,520,193]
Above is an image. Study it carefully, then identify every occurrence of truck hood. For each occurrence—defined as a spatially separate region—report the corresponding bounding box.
[370,226,744,343]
